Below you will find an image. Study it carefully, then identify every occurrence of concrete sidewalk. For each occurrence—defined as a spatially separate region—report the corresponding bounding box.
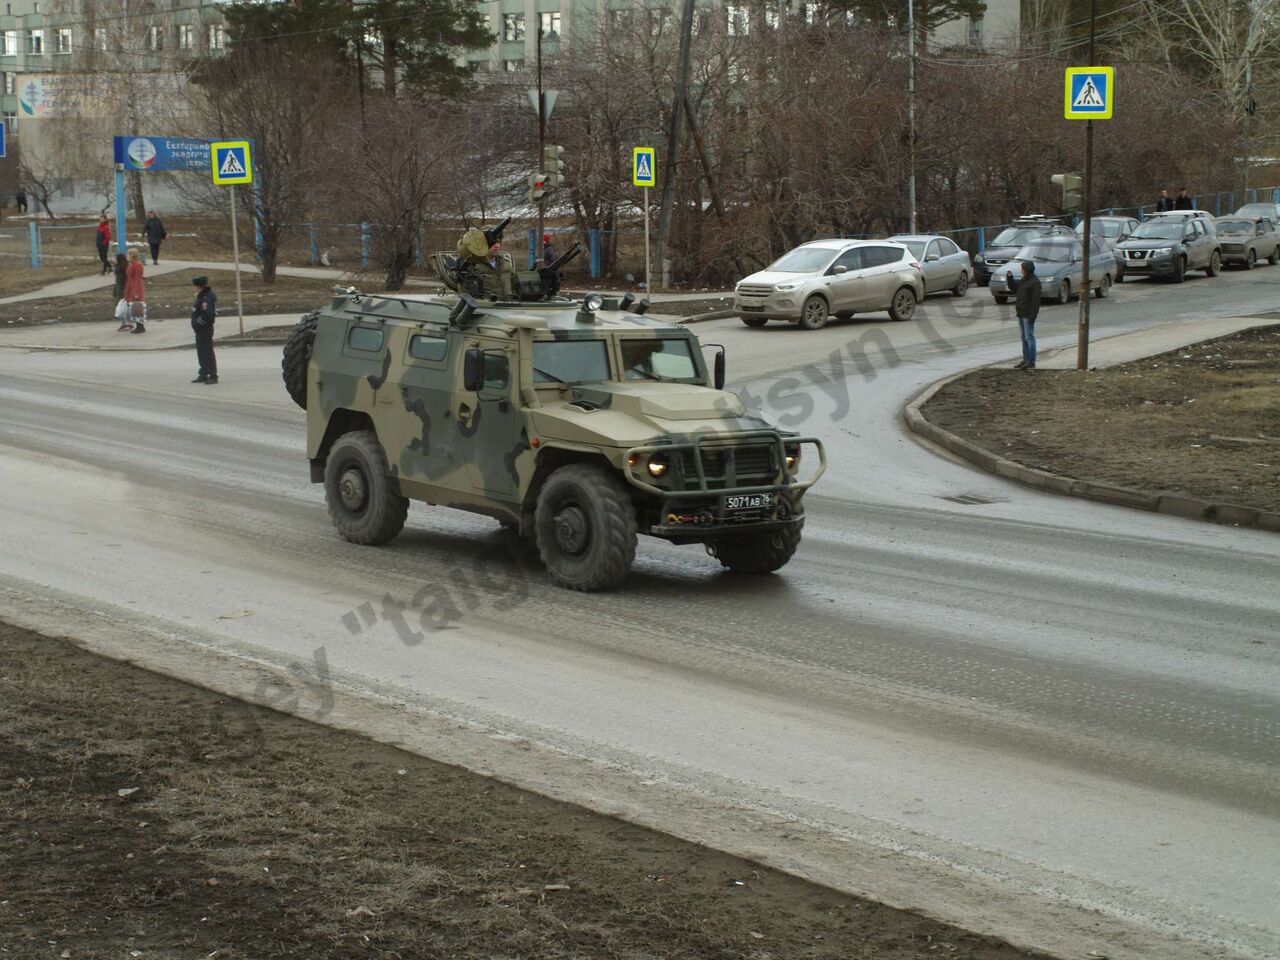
[0,312,298,351]
[1000,314,1276,370]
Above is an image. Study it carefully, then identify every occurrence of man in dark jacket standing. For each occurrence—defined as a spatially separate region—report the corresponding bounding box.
[1174,188,1194,210]
[1014,260,1041,370]
[191,276,218,384]
[1155,189,1174,212]
[141,212,167,265]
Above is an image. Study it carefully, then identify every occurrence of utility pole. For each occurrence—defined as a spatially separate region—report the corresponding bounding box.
[536,25,546,248]
[1076,0,1096,371]
[655,0,695,289]
[907,0,917,234]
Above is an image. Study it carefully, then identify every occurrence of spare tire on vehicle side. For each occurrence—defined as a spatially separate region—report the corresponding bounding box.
[282,310,320,410]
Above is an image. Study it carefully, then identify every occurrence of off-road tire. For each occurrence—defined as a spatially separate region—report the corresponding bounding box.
[1268,248,1278,266]
[993,294,1009,305]
[835,310,855,320]
[1205,250,1221,277]
[741,316,769,328]
[324,430,408,546]
[952,272,970,297]
[888,286,917,322]
[798,295,830,330]
[282,310,320,410]
[534,463,637,591]
[1243,249,1257,270]
[1056,279,1071,305]
[1095,274,1111,298]
[1172,256,1186,283]
[714,523,802,575]
[1115,265,1125,283]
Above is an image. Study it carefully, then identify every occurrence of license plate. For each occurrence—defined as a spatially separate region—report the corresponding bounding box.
[722,493,772,512]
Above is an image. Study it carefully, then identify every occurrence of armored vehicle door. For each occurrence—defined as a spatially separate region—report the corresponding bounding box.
[453,334,527,502]
[382,325,465,499]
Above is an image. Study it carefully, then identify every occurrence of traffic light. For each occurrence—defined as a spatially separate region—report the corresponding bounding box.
[527,172,546,204]
[542,144,565,188]
[1051,172,1083,212]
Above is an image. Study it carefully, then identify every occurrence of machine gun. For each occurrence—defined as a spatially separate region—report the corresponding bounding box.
[528,241,583,298]
[484,217,512,248]
[434,225,582,302]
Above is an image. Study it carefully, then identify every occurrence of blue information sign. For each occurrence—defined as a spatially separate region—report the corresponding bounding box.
[0,121,6,159]
[112,136,215,173]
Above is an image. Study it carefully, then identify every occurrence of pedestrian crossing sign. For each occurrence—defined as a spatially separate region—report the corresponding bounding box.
[633,147,656,188]
[210,140,253,185]
[1064,67,1113,120]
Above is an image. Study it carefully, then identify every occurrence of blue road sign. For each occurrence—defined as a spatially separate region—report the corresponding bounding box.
[633,147,656,188]
[113,136,214,172]
[211,140,253,186]
[1064,67,1114,120]
[0,121,6,159]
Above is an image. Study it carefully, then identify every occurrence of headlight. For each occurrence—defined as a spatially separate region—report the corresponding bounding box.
[583,292,604,312]
[784,444,800,471]
[975,255,985,263]
[774,283,798,292]
[646,454,669,478]
[1151,247,1172,257]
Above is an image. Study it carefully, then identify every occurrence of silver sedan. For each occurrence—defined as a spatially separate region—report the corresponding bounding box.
[888,234,973,297]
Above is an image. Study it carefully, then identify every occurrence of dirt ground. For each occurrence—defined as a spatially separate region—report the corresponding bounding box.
[0,621,1040,960]
[924,325,1280,514]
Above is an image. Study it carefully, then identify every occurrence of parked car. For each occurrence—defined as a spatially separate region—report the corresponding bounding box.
[887,234,973,297]
[988,236,1116,305]
[1076,215,1139,280]
[733,240,925,330]
[1215,216,1280,269]
[1233,201,1280,223]
[1113,212,1220,282]
[973,216,1074,286]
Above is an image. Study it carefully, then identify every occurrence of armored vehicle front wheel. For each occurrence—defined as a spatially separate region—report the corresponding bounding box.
[714,524,802,575]
[282,310,320,410]
[534,464,637,591]
[324,430,409,546]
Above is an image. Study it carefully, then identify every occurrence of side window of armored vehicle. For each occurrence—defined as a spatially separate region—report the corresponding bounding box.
[408,333,448,362]
[347,325,385,352]
[482,353,510,391]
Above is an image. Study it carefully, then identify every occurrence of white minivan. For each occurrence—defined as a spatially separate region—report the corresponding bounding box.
[733,240,926,330]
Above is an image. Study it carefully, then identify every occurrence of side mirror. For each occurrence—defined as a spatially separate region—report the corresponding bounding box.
[713,349,726,390]
[925,253,940,262]
[832,264,848,275]
[463,348,484,392]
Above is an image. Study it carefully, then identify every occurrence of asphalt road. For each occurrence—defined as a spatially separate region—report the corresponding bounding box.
[1,269,1278,959]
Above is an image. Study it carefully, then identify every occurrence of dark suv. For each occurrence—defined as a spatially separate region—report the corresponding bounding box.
[1114,212,1221,282]
[973,217,1074,286]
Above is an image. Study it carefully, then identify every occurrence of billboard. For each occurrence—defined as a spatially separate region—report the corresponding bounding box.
[17,74,186,120]
[113,136,213,173]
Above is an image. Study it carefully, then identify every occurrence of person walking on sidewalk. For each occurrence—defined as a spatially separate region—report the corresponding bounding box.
[95,216,113,275]
[141,211,167,264]
[191,276,218,384]
[1014,261,1041,371]
[15,189,27,214]
[120,248,147,334]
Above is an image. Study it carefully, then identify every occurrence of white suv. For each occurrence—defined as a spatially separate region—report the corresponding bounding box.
[734,240,926,330]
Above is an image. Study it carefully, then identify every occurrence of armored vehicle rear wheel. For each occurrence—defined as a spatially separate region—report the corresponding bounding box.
[534,463,637,591]
[714,523,802,575]
[282,310,320,410]
[324,430,408,545]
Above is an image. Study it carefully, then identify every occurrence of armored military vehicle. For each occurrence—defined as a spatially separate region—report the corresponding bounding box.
[282,227,825,591]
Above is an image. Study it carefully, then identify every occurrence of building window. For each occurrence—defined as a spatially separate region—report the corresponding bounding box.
[967,15,984,44]
[2,112,16,137]
[538,11,560,37]
[502,58,524,71]
[208,23,224,50]
[502,13,524,41]
[3,73,13,94]
[726,4,748,36]
[178,24,194,50]
[94,27,107,50]
[147,25,163,50]
[646,8,671,32]
[53,27,71,53]
[1,29,16,54]
[610,9,632,29]
[27,29,43,54]
[468,59,489,72]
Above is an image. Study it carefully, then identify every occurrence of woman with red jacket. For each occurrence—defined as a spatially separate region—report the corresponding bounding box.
[120,248,146,333]
[96,216,112,275]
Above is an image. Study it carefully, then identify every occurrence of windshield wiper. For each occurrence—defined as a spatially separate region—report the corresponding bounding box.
[628,367,663,381]
[533,367,566,383]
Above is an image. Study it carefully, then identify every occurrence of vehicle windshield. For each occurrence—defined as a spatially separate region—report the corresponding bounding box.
[1129,221,1182,240]
[897,240,927,259]
[532,339,610,384]
[767,246,838,273]
[1216,219,1255,235]
[1235,204,1274,218]
[1076,220,1123,238]
[1018,241,1076,264]
[620,338,700,382]
[992,227,1047,247]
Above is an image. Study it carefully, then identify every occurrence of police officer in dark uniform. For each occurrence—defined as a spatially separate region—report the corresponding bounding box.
[191,276,218,384]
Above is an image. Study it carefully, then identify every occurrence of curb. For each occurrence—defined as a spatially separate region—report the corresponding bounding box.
[903,372,1280,533]
[679,308,738,325]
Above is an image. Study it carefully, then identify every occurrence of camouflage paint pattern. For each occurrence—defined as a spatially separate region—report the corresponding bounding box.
[306,289,825,537]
